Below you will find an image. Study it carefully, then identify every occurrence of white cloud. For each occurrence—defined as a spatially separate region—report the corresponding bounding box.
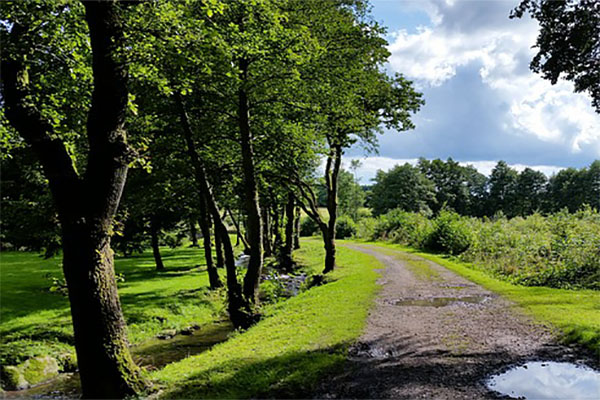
[385,0,600,158]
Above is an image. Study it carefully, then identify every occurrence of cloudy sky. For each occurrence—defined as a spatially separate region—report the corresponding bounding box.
[344,0,600,182]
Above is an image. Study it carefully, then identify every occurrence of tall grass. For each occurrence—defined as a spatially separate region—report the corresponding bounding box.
[359,206,600,290]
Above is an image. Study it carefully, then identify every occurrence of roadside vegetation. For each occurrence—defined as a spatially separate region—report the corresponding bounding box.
[353,207,599,290]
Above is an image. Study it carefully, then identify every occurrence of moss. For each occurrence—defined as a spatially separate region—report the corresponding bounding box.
[57,352,77,372]
[21,356,59,385]
[1,365,29,390]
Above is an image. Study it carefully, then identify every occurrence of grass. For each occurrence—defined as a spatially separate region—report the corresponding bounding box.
[356,240,600,355]
[1,238,383,397]
[151,238,382,398]
[1,246,225,366]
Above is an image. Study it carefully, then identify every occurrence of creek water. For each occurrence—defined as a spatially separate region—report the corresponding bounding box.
[486,361,600,399]
[3,321,234,399]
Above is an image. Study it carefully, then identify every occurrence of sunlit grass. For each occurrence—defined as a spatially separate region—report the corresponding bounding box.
[152,238,382,398]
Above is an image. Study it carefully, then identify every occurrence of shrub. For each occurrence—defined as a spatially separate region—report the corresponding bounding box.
[335,216,357,239]
[427,211,473,255]
[372,209,433,248]
[299,217,320,237]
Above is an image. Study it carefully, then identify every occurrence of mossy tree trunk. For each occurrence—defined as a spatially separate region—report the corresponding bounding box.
[293,205,301,250]
[238,57,264,304]
[280,192,295,271]
[198,196,222,289]
[189,220,199,247]
[1,2,148,397]
[150,218,165,271]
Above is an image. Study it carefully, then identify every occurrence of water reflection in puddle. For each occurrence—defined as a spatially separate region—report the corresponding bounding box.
[487,361,600,399]
[392,295,490,307]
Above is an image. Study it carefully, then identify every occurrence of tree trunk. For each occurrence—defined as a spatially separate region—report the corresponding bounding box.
[150,219,165,271]
[227,208,250,251]
[189,220,199,247]
[238,58,263,304]
[215,218,224,269]
[62,226,145,399]
[198,196,222,289]
[281,192,295,271]
[261,206,272,257]
[272,206,283,251]
[176,94,252,328]
[323,145,342,274]
[293,205,301,250]
[1,3,147,397]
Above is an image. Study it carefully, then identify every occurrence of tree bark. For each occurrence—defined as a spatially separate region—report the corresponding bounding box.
[293,205,301,250]
[189,220,199,247]
[198,196,222,289]
[227,208,250,251]
[150,218,165,271]
[1,3,147,397]
[280,192,295,271]
[261,206,272,257]
[175,94,252,327]
[322,145,342,273]
[238,57,263,304]
[214,217,224,270]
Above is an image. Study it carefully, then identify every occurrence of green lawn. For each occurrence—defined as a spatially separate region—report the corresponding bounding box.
[353,240,600,356]
[1,246,224,366]
[1,238,383,397]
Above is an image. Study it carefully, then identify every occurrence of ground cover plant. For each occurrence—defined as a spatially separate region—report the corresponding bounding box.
[360,207,600,290]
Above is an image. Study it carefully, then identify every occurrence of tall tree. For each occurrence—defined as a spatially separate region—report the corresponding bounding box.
[488,161,519,217]
[511,0,600,112]
[370,163,436,216]
[1,1,147,397]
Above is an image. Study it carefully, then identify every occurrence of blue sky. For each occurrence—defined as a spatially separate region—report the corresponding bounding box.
[345,0,600,181]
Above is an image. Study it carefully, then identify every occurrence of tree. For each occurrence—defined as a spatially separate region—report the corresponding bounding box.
[488,161,519,217]
[1,1,147,397]
[514,167,547,216]
[337,169,366,220]
[290,0,423,273]
[370,163,436,216]
[511,0,600,112]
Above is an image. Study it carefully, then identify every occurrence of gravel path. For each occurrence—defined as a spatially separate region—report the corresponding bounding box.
[320,244,594,399]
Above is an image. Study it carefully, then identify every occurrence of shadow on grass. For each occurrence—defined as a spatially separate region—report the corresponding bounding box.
[161,344,349,399]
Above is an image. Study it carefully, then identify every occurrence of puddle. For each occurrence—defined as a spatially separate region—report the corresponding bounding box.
[392,295,490,307]
[3,322,234,399]
[486,361,600,399]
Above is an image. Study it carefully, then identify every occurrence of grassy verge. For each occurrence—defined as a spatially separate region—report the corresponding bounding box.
[354,240,600,355]
[0,246,224,366]
[152,238,382,398]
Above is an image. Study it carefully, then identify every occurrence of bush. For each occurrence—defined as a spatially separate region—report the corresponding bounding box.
[299,217,320,237]
[335,216,357,239]
[427,211,473,255]
[371,209,433,248]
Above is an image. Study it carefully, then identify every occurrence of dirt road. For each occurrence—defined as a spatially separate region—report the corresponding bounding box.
[321,244,595,399]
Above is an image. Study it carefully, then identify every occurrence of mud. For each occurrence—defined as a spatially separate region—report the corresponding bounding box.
[319,244,598,399]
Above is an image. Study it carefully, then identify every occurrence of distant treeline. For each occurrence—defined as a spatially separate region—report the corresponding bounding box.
[367,158,600,217]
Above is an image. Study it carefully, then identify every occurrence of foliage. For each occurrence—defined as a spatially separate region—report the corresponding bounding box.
[334,216,357,239]
[363,207,600,289]
[370,163,435,216]
[511,0,600,113]
[300,217,320,237]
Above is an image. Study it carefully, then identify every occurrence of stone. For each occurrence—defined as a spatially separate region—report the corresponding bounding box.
[157,329,177,339]
[1,365,29,390]
[21,356,60,385]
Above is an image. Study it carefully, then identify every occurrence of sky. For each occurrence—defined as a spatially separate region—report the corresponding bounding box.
[344,0,600,182]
